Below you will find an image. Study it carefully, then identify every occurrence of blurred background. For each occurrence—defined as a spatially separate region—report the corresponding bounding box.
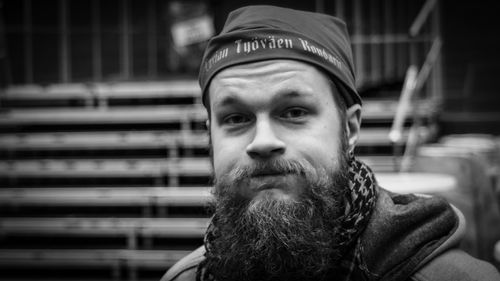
[0,0,499,280]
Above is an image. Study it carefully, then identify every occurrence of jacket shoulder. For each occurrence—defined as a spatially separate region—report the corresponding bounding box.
[160,246,206,281]
[411,249,500,281]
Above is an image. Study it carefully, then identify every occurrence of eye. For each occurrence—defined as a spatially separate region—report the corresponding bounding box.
[222,113,251,125]
[281,107,308,120]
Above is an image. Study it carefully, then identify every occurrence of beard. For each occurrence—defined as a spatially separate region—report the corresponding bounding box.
[203,140,350,281]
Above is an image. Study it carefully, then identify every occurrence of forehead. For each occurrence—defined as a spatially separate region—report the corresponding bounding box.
[208,60,335,109]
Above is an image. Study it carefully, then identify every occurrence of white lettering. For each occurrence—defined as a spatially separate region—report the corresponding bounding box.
[235,39,242,54]
[269,36,276,49]
[277,38,283,48]
[204,47,229,70]
[231,37,345,73]
[251,40,259,51]
[298,38,310,51]
[259,39,267,49]
[298,37,343,69]
[244,42,251,53]
[233,36,294,55]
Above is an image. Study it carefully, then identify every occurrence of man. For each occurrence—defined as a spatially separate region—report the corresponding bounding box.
[162,5,500,281]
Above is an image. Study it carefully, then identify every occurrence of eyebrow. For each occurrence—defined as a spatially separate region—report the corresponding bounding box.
[212,94,240,110]
[272,90,315,101]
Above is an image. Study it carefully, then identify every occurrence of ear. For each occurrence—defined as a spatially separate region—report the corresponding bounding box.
[345,104,362,153]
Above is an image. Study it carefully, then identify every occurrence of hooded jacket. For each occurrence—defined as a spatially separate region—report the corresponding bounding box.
[161,188,500,281]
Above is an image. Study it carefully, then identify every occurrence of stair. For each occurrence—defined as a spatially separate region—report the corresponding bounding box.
[0,80,437,280]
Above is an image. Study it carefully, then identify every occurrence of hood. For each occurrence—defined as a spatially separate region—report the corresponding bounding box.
[353,187,464,281]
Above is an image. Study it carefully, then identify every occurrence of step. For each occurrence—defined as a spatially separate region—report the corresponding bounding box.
[1,84,93,101]
[0,131,208,150]
[93,81,200,99]
[361,98,437,120]
[0,249,190,268]
[358,155,400,172]
[0,158,211,177]
[0,186,211,206]
[1,81,200,104]
[0,217,209,237]
[0,106,207,125]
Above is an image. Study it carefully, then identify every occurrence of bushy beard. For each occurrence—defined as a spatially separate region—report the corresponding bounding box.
[204,144,350,281]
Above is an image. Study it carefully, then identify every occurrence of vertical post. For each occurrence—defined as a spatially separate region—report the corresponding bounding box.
[24,0,33,83]
[408,2,418,69]
[384,0,395,81]
[127,231,137,249]
[129,266,138,281]
[395,1,407,78]
[353,0,364,87]
[60,0,70,83]
[335,0,345,19]
[147,0,158,77]
[121,0,131,79]
[432,0,442,103]
[315,0,325,13]
[111,261,121,281]
[370,0,381,84]
[92,0,102,81]
[0,1,12,86]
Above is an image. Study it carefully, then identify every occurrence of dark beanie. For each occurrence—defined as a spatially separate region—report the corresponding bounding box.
[198,5,361,107]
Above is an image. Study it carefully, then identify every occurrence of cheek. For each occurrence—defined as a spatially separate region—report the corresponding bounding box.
[211,133,246,176]
[290,123,342,170]
[299,138,341,171]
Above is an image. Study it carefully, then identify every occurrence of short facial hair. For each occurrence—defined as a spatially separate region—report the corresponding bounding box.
[203,135,350,281]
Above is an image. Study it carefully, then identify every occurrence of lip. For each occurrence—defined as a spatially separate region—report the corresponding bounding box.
[252,173,285,178]
[250,174,289,191]
[251,170,286,176]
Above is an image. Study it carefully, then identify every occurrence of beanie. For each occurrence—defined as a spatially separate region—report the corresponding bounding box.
[198,5,361,107]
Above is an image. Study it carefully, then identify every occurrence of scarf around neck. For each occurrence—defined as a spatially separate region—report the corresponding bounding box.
[198,157,379,281]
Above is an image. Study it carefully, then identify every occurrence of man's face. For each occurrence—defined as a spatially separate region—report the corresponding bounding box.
[205,59,353,280]
[208,59,345,202]
[204,60,351,280]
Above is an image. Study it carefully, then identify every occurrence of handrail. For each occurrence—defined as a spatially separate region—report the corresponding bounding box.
[389,66,418,145]
[414,38,442,93]
[409,0,438,37]
[390,37,442,171]
[390,0,442,171]
[394,38,442,171]
[391,38,441,141]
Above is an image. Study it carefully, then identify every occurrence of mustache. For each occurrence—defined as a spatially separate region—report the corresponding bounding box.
[228,159,310,181]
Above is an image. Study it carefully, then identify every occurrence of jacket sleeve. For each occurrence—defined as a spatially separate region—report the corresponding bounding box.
[410,248,500,281]
[160,246,206,281]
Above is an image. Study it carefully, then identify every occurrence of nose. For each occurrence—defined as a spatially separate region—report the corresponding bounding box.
[246,118,286,159]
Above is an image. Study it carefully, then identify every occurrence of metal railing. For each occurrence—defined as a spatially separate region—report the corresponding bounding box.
[389,0,442,171]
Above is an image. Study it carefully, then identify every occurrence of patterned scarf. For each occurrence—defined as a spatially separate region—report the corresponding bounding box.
[197,157,378,281]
